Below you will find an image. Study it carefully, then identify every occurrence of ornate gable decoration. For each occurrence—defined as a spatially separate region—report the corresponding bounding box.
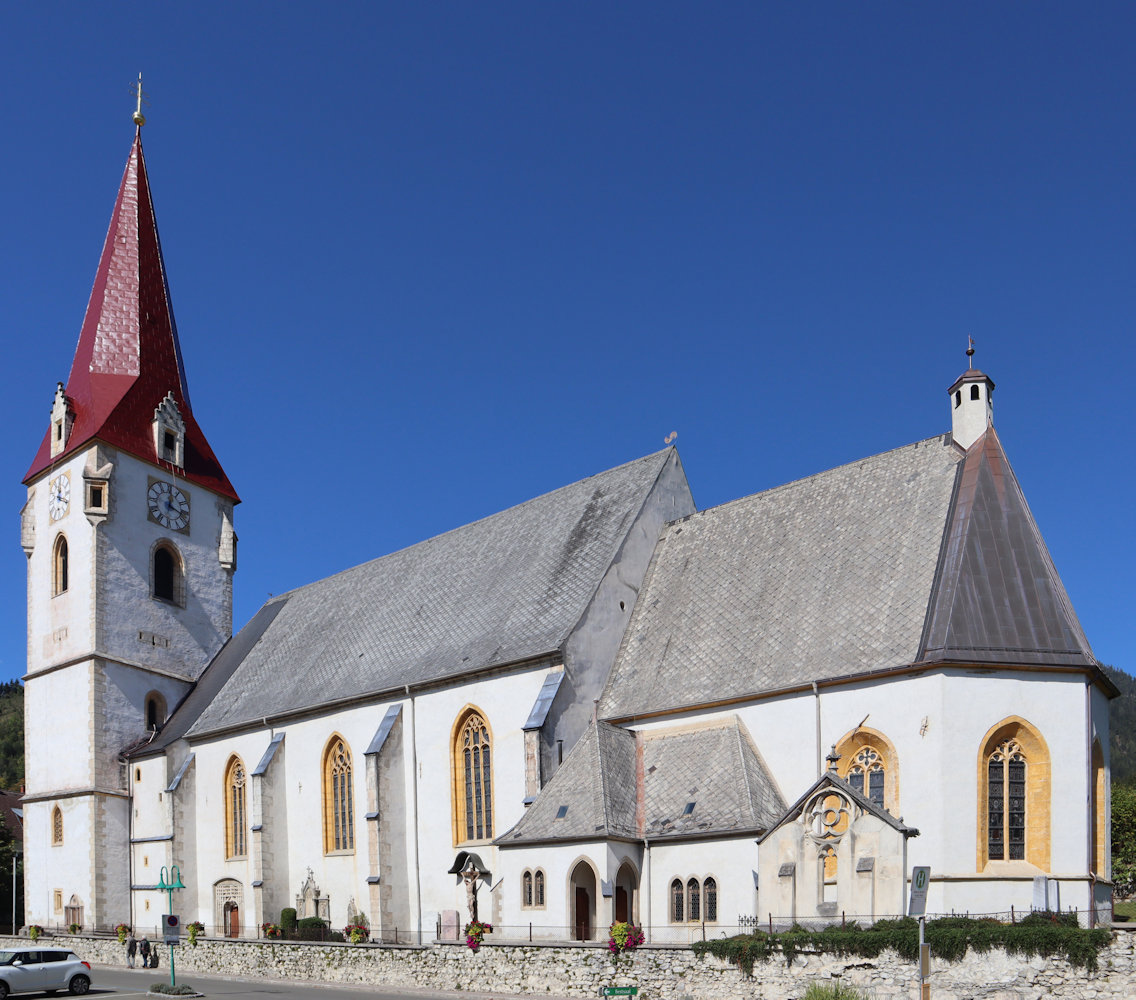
[49,383,74,458]
[153,391,186,468]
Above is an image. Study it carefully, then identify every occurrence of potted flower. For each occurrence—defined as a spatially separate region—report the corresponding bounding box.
[261,922,283,939]
[115,923,129,944]
[68,923,81,935]
[607,921,644,955]
[27,925,43,941]
[463,920,492,952]
[188,921,205,945]
[344,922,368,944]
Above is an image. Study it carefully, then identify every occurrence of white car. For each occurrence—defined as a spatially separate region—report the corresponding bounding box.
[0,947,91,997]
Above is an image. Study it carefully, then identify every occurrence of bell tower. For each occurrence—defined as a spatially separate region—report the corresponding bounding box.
[948,339,995,450]
[20,102,238,931]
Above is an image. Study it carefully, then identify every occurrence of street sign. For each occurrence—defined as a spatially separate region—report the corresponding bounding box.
[908,865,930,917]
[163,913,180,945]
[599,989,638,997]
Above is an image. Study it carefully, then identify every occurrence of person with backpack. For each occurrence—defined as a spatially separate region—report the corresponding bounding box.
[138,935,151,968]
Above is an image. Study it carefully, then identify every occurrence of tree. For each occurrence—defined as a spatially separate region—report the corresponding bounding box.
[1112,782,1136,898]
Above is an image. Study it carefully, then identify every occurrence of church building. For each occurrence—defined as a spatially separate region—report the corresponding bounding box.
[19,123,1114,944]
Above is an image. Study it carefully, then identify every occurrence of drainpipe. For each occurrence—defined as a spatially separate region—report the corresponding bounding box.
[812,682,821,778]
[642,838,651,940]
[406,685,423,942]
[1085,679,1095,927]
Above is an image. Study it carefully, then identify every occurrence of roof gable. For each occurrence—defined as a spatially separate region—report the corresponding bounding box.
[919,429,1094,666]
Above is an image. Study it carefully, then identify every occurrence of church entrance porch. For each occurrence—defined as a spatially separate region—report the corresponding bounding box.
[214,879,243,939]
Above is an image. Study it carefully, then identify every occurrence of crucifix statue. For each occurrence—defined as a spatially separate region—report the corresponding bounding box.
[461,859,481,923]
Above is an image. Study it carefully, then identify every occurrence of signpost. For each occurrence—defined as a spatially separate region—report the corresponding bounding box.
[599,988,638,997]
[908,866,931,1000]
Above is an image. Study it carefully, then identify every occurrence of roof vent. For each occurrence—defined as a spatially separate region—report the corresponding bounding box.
[683,801,696,815]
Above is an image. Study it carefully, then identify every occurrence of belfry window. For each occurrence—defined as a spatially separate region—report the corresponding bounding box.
[453,710,493,843]
[224,756,247,859]
[151,541,184,605]
[52,535,69,596]
[323,736,354,853]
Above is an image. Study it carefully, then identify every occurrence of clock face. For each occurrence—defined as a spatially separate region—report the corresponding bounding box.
[147,480,190,532]
[48,473,71,521]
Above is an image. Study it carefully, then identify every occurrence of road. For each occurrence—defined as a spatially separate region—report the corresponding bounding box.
[54,964,578,1000]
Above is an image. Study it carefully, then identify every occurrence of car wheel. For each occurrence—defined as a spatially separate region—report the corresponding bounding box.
[0,980,8,998]
[68,974,91,995]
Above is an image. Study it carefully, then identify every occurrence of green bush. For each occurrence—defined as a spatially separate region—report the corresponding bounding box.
[296,916,329,941]
[148,983,199,996]
[692,914,1111,976]
[280,907,297,933]
[803,983,871,1000]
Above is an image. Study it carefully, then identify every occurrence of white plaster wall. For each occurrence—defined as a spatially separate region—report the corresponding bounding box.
[131,756,173,839]
[646,837,755,943]
[23,797,94,927]
[495,841,609,939]
[24,664,92,792]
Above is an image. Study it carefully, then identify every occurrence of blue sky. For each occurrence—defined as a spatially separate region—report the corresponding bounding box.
[0,3,1132,683]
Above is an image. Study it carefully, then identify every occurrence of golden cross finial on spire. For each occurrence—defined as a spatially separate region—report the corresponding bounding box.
[966,336,976,367]
[131,73,147,127]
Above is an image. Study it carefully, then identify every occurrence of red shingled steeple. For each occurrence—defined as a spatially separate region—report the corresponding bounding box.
[24,130,237,501]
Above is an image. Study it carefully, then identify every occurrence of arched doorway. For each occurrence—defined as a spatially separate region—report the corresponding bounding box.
[224,901,240,938]
[214,879,242,939]
[614,861,638,924]
[569,860,596,941]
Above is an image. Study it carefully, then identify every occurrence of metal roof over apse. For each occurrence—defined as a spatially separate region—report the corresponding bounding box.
[919,428,1095,667]
[187,449,677,737]
[601,436,963,720]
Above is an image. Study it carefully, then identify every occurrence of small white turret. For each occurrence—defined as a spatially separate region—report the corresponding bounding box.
[948,340,994,450]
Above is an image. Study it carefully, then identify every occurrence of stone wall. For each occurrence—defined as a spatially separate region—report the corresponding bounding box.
[6,931,1136,999]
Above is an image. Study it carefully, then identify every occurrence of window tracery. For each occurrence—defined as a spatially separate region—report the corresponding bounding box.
[453,710,493,843]
[224,756,246,858]
[987,738,1026,861]
[323,737,354,852]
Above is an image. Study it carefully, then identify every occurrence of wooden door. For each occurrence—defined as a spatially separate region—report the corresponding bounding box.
[615,886,628,924]
[227,904,240,938]
[574,887,590,940]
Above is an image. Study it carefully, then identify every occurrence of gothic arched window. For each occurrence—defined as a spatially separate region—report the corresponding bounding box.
[704,876,717,922]
[979,717,1050,870]
[670,878,683,922]
[835,728,899,814]
[452,710,493,843]
[323,736,354,853]
[534,869,545,907]
[52,535,69,596]
[224,756,247,859]
[151,541,184,605]
[522,871,533,908]
[52,806,63,846]
[687,878,701,921]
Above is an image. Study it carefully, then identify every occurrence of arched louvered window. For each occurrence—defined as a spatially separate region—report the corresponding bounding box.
[323,736,354,853]
[452,710,493,843]
[224,756,247,858]
[151,541,184,605]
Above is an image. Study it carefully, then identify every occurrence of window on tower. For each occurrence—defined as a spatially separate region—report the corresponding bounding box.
[151,541,184,606]
[145,692,167,731]
[52,535,69,596]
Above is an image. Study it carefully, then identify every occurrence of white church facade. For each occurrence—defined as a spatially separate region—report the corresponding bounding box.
[19,126,1113,945]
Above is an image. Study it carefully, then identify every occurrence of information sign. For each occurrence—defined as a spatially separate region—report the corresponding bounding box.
[599,989,638,997]
[908,865,930,917]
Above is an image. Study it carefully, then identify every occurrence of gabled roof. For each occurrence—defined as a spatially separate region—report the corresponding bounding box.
[24,131,236,500]
[756,769,918,845]
[600,436,962,718]
[500,718,784,845]
[185,449,679,737]
[918,428,1094,666]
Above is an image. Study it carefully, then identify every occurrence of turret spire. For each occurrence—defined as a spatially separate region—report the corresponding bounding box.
[948,339,995,451]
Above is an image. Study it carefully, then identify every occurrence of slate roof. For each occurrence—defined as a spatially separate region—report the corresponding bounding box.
[919,428,1094,666]
[500,718,785,845]
[25,131,236,500]
[185,450,676,737]
[602,429,1098,722]
[601,436,963,718]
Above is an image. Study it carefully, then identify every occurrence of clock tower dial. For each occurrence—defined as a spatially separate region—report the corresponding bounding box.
[48,472,71,521]
[147,478,191,533]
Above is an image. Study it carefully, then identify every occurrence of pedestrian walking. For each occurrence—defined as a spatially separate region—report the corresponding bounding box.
[125,932,137,968]
[138,935,151,969]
